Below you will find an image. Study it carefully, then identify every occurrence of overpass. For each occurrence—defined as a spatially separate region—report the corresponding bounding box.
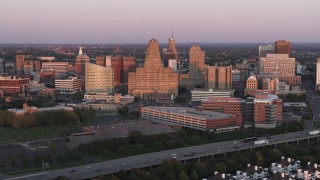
[5,129,320,180]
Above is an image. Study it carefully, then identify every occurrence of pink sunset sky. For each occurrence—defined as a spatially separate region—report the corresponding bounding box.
[0,0,319,43]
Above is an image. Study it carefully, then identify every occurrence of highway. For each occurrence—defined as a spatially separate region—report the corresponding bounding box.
[5,129,320,180]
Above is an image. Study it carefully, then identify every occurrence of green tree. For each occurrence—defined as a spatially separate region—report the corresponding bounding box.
[56,154,67,163]
[11,159,17,168]
[214,162,227,173]
[163,173,176,180]
[190,170,199,180]
[152,141,164,151]
[194,161,208,178]
[101,149,112,159]
[178,171,189,180]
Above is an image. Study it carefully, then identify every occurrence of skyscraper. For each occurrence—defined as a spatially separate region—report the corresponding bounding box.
[111,55,123,85]
[204,65,232,90]
[179,44,205,89]
[15,53,27,73]
[122,56,136,83]
[128,38,178,98]
[163,33,177,67]
[75,47,90,77]
[189,44,205,75]
[316,58,320,91]
[85,62,114,94]
[275,40,291,56]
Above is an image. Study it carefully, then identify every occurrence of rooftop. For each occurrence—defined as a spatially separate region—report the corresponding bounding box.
[143,106,234,119]
[283,102,307,108]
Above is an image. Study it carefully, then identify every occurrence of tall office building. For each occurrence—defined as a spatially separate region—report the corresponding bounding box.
[254,94,283,125]
[15,53,26,73]
[42,62,68,79]
[85,63,114,94]
[163,33,177,67]
[259,54,295,76]
[111,55,123,85]
[23,59,41,73]
[128,38,178,98]
[258,45,275,57]
[75,47,90,77]
[316,58,320,91]
[189,44,205,75]
[0,76,30,97]
[105,56,112,66]
[55,77,82,95]
[96,55,105,66]
[275,40,291,56]
[0,58,5,75]
[204,65,232,90]
[122,56,136,83]
[179,44,205,89]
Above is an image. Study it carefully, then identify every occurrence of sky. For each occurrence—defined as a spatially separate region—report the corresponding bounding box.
[1,0,320,44]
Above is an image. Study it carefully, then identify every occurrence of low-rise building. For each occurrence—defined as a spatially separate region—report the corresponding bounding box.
[190,89,235,102]
[7,103,73,116]
[0,76,30,97]
[141,106,242,132]
[55,77,82,94]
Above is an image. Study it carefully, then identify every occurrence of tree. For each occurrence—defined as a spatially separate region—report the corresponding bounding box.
[152,141,164,151]
[101,149,112,159]
[22,157,31,168]
[163,173,176,180]
[11,159,17,168]
[128,130,143,143]
[56,154,67,163]
[118,105,129,116]
[190,170,199,180]
[214,162,227,173]
[194,161,208,178]
[178,171,189,180]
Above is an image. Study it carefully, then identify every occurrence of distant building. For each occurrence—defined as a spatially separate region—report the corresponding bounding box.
[141,106,242,133]
[190,89,235,102]
[23,59,41,73]
[0,58,5,75]
[8,103,73,116]
[316,58,320,91]
[168,59,178,72]
[259,54,295,76]
[258,45,275,57]
[204,65,232,90]
[55,77,82,94]
[85,63,114,94]
[41,61,68,79]
[275,40,291,56]
[75,47,90,77]
[111,55,123,85]
[128,39,178,99]
[179,44,205,90]
[246,76,258,90]
[163,33,177,67]
[0,76,30,97]
[15,53,27,73]
[96,55,105,66]
[122,56,136,83]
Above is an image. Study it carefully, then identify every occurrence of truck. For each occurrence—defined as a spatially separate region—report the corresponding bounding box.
[254,139,269,145]
[309,130,320,135]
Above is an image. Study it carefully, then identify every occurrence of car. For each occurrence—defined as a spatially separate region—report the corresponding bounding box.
[69,170,76,173]
[86,166,92,169]
[217,149,221,152]
[233,141,237,144]
[94,169,101,172]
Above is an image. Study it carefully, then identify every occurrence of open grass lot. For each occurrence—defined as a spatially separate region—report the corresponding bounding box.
[0,124,81,143]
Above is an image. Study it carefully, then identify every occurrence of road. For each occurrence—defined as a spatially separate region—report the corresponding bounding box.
[303,82,320,121]
[6,129,320,180]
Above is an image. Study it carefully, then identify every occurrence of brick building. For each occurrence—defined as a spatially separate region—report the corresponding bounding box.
[111,55,123,85]
[0,76,30,97]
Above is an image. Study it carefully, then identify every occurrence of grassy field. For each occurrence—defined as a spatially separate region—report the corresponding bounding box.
[0,124,81,143]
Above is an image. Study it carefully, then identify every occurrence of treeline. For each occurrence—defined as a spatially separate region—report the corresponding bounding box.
[0,107,95,129]
[78,130,178,156]
[99,144,320,180]
[278,93,307,102]
[0,97,58,110]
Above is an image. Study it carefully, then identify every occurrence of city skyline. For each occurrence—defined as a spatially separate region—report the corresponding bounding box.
[1,0,320,43]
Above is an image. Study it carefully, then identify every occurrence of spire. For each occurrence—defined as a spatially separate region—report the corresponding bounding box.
[79,47,83,55]
[171,24,174,38]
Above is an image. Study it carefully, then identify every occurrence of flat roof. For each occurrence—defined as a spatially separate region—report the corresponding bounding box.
[143,106,233,119]
[283,102,307,108]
